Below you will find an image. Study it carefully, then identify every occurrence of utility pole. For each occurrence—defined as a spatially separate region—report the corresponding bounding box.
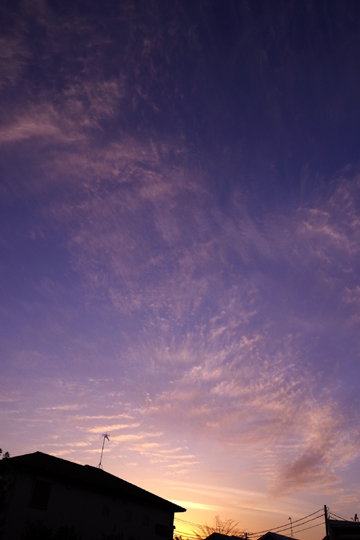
[289,517,293,538]
[324,505,329,538]
[98,433,110,469]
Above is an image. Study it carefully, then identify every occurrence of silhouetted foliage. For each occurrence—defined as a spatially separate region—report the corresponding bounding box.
[53,524,83,540]
[21,520,53,540]
[192,516,245,540]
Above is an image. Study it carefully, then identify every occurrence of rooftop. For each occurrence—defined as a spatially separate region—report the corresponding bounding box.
[4,451,186,513]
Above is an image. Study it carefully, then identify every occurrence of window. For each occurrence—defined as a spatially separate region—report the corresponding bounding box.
[155,523,169,537]
[29,479,52,509]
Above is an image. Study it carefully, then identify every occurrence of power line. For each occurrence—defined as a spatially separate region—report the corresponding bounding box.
[275,508,324,528]
[279,513,324,530]
[174,530,200,539]
[262,513,324,536]
[175,508,324,538]
[246,508,324,537]
[175,520,325,540]
[175,506,358,540]
[175,518,201,527]
[291,522,324,534]
[328,511,352,521]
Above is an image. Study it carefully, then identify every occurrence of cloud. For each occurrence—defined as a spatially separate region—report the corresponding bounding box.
[73,414,134,421]
[41,404,83,411]
[111,432,163,442]
[167,461,200,469]
[31,166,360,493]
[0,33,31,90]
[134,307,358,493]
[3,163,360,492]
[278,444,337,492]
[1,13,360,496]
[0,78,121,146]
[172,501,220,511]
[87,423,140,433]
[133,445,199,471]
[0,107,67,144]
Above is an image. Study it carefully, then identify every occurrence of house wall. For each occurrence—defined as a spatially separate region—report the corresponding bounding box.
[328,520,360,540]
[2,469,175,540]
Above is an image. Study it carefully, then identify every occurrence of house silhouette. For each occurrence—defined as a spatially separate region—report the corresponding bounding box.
[0,451,186,540]
[256,533,297,540]
[204,532,296,540]
[326,519,360,540]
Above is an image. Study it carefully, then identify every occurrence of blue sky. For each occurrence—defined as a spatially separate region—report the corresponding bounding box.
[1,1,360,538]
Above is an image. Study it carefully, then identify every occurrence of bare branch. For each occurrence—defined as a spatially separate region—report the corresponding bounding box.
[192,516,245,540]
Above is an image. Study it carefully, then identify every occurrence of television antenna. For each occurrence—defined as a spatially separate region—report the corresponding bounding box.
[98,433,110,469]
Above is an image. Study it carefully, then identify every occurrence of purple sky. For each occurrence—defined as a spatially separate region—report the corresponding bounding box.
[1,2,360,538]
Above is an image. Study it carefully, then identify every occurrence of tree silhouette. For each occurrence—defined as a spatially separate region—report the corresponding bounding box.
[192,516,245,540]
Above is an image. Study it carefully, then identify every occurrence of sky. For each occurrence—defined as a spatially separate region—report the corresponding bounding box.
[1,1,360,538]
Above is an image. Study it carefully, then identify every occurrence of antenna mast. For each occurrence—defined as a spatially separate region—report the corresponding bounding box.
[98,433,110,469]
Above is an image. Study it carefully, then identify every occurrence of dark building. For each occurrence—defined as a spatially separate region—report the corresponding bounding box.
[0,451,186,540]
[257,533,296,540]
[327,519,360,540]
[204,534,245,540]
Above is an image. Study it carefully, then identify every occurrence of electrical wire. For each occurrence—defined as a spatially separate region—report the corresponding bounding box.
[247,508,323,535]
[291,522,324,534]
[174,507,358,540]
[271,513,324,532]
[175,518,202,527]
[174,530,199,539]
[262,514,324,537]
[174,507,325,539]
[246,508,324,537]
[328,511,352,521]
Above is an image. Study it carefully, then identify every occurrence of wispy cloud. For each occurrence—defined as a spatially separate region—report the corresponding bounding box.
[0,33,31,90]
[1,0,360,519]
[172,501,220,511]
[87,423,140,433]
[18,157,357,494]
[111,432,163,442]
